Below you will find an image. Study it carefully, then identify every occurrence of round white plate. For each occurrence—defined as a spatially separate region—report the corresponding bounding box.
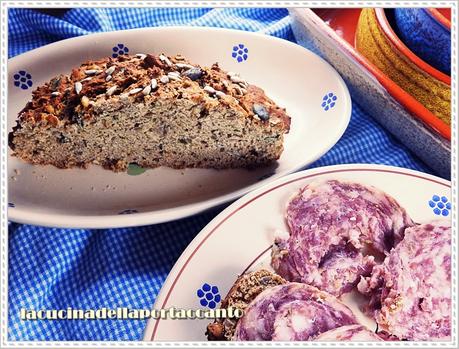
[144,164,451,341]
[7,27,351,228]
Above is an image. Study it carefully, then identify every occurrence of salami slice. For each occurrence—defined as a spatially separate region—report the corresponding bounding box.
[358,221,451,340]
[272,180,413,296]
[233,283,357,341]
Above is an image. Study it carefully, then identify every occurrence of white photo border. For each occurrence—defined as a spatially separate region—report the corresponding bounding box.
[0,0,457,348]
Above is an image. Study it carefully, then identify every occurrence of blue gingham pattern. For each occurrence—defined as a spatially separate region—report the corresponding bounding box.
[8,8,430,341]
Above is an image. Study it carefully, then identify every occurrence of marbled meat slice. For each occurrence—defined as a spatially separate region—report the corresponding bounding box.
[233,283,357,341]
[272,180,413,296]
[358,220,451,340]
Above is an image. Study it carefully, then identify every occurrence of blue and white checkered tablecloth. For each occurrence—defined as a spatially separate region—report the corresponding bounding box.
[8,8,431,341]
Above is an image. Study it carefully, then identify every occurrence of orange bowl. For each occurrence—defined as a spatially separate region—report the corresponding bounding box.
[428,8,451,29]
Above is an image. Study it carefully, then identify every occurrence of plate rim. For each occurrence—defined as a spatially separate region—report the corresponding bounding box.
[144,163,450,341]
[7,26,352,228]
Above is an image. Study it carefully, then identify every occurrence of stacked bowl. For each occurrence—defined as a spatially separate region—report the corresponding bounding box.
[394,8,451,75]
[355,8,451,127]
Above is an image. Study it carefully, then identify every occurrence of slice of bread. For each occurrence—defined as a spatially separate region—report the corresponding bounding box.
[206,269,285,340]
[9,54,290,171]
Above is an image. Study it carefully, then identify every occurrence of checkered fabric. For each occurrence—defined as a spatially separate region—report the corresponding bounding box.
[8,8,430,341]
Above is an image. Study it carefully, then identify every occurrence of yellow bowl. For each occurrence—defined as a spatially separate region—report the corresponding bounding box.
[356,8,451,126]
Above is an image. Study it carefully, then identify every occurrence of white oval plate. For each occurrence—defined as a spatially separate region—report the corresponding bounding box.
[144,164,451,341]
[7,27,351,228]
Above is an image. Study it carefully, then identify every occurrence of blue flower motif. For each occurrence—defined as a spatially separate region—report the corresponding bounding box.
[13,70,33,90]
[118,209,138,215]
[429,195,451,216]
[8,202,15,208]
[232,43,248,63]
[197,283,221,309]
[321,92,338,111]
[112,43,130,58]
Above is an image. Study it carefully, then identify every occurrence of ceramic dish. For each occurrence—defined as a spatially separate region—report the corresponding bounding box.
[289,8,451,179]
[144,164,451,341]
[394,8,451,74]
[356,9,451,126]
[7,27,351,228]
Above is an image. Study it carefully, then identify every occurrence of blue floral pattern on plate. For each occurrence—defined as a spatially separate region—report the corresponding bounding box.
[13,70,33,90]
[112,44,129,58]
[232,44,248,63]
[428,195,451,216]
[321,92,337,111]
[197,283,221,309]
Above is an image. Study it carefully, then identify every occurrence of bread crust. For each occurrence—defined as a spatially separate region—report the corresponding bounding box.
[206,269,285,340]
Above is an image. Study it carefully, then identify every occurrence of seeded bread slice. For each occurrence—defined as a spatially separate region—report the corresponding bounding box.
[9,53,290,171]
[206,269,286,341]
